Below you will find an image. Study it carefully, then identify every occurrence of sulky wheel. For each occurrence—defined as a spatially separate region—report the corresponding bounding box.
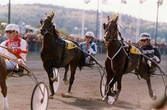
[100,73,107,97]
[53,68,60,93]
[31,82,49,110]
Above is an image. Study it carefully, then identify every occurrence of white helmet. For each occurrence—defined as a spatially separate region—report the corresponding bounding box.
[5,24,20,33]
[85,31,95,38]
[140,33,151,40]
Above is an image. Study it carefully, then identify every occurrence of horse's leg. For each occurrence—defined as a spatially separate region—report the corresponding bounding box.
[115,75,123,102]
[0,80,9,109]
[145,75,157,100]
[0,57,9,109]
[106,77,117,105]
[44,63,55,98]
[103,60,114,101]
[67,65,77,94]
[61,64,77,97]
[140,57,156,100]
[107,70,123,95]
[63,64,69,85]
[106,70,124,105]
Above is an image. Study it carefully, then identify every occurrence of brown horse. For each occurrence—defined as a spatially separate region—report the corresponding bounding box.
[0,56,9,109]
[102,15,156,104]
[40,12,86,98]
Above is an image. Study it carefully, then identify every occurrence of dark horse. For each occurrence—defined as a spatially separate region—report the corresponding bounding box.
[103,15,156,104]
[0,55,9,109]
[40,12,85,98]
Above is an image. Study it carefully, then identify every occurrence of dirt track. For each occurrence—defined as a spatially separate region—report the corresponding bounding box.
[0,53,167,110]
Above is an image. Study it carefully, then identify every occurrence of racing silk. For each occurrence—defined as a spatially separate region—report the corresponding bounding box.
[79,41,97,55]
[0,36,28,64]
[141,44,154,55]
[141,43,160,63]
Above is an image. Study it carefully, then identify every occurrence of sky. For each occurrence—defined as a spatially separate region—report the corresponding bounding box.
[0,0,167,23]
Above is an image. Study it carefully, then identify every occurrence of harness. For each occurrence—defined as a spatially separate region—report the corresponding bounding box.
[41,26,78,68]
[105,20,141,73]
[40,25,66,67]
[107,41,129,74]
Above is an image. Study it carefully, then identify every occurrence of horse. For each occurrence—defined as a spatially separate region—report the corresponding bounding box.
[40,12,86,98]
[0,56,9,110]
[102,15,156,104]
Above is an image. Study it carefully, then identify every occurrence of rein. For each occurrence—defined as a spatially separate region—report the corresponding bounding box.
[41,26,65,55]
[43,27,55,37]
[105,20,127,73]
[107,41,129,73]
[105,22,118,42]
[105,20,124,42]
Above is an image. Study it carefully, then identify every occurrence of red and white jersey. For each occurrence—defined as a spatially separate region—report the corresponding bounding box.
[0,36,28,64]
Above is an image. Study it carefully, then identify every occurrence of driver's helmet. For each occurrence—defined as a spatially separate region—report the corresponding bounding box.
[85,31,95,39]
[5,24,20,33]
[140,32,151,40]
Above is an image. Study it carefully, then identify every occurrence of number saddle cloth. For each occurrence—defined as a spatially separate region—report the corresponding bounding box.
[65,40,77,50]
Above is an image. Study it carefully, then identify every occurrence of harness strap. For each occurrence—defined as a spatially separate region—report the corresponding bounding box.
[107,46,122,74]
[107,45,130,73]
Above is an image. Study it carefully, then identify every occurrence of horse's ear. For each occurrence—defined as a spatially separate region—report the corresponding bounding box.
[112,13,118,21]
[115,16,118,22]
[44,13,47,17]
[50,11,54,20]
[107,16,110,21]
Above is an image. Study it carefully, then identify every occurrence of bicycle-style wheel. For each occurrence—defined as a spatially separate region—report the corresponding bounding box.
[31,82,49,110]
[100,73,107,97]
[53,68,60,93]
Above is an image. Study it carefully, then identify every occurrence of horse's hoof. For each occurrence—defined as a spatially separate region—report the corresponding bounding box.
[107,96,115,105]
[50,77,58,82]
[151,94,157,100]
[49,95,54,99]
[102,95,107,101]
[61,93,71,98]
[64,80,68,85]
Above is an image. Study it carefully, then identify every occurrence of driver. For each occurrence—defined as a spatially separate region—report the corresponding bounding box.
[140,32,161,72]
[0,24,28,76]
[79,31,97,65]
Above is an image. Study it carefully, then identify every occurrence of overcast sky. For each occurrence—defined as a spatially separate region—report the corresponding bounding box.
[0,0,166,23]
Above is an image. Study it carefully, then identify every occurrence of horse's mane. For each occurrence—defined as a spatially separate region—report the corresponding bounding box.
[52,23,61,38]
[40,15,61,39]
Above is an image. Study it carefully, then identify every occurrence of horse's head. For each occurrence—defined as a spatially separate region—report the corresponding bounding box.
[40,12,55,36]
[103,14,119,44]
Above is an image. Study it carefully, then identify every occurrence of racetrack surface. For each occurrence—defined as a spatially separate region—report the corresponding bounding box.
[0,53,167,110]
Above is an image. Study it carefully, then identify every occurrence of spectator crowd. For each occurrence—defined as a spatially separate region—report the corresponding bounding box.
[0,30,167,55]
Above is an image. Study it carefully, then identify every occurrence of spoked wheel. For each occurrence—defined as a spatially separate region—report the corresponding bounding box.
[31,82,49,110]
[100,73,107,97]
[100,73,118,98]
[53,68,60,93]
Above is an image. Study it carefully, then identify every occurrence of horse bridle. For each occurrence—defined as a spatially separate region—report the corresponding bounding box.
[104,20,123,43]
[104,20,119,43]
[40,18,55,37]
[40,18,65,55]
[105,20,128,74]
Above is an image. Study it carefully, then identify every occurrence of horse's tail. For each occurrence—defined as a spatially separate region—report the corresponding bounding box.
[78,50,85,70]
